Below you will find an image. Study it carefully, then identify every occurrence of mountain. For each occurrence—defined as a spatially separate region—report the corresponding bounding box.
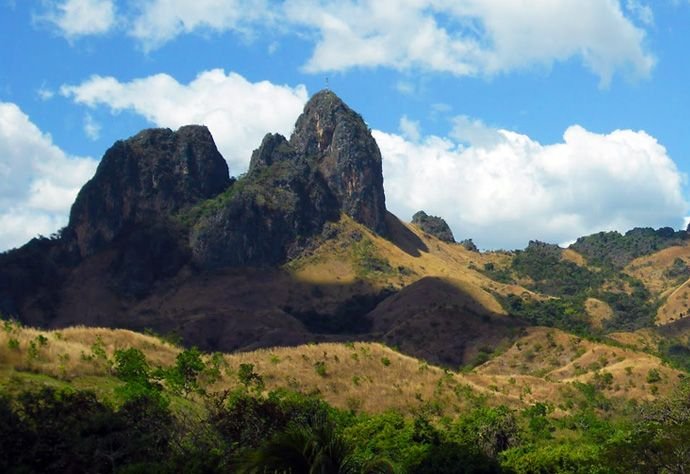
[2,89,690,373]
[5,90,690,474]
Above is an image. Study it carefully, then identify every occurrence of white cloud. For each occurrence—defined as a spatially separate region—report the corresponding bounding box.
[51,1,654,84]
[399,115,421,142]
[60,69,309,173]
[626,0,654,25]
[375,124,687,250]
[285,0,654,85]
[0,102,97,251]
[83,113,101,140]
[129,0,272,51]
[39,0,115,38]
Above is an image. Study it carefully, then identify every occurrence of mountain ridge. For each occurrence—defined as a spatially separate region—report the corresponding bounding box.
[2,89,690,373]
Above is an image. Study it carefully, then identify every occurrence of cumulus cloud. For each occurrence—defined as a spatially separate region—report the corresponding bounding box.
[626,0,654,25]
[0,102,97,251]
[60,69,309,173]
[48,1,654,83]
[83,113,101,140]
[129,0,272,51]
[39,0,115,38]
[285,0,654,84]
[375,123,687,250]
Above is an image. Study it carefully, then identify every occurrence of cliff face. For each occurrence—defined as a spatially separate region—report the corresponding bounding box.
[290,90,387,235]
[0,89,395,347]
[67,125,230,258]
[189,157,339,269]
[188,90,389,268]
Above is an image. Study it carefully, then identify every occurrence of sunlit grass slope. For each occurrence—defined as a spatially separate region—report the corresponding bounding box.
[1,323,681,418]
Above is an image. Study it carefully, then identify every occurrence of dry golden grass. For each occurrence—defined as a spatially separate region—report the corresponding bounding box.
[475,327,681,403]
[2,323,681,418]
[561,249,587,267]
[214,342,514,416]
[584,298,613,329]
[607,329,661,352]
[0,324,179,380]
[0,323,509,417]
[288,215,533,316]
[656,279,690,325]
[624,244,690,296]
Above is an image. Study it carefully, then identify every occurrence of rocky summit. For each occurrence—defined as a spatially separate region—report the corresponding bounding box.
[290,90,387,235]
[0,90,400,352]
[189,89,388,268]
[68,125,230,258]
[411,210,456,243]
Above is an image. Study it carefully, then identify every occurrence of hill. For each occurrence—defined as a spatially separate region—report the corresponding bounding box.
[1,323,680,417]
[2,88,690,385]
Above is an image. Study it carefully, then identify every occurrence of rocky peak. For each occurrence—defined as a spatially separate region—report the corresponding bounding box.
[248,133,296,174]
[412,211,455,243]
[68,125,230,257]
[289,90,387,235]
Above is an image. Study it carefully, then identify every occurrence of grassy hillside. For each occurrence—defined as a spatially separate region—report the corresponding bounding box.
[1,321,681,416]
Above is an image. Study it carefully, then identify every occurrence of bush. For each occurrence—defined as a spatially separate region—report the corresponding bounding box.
[646,368,661,384]
[165,347,206,395]
[314,360,328,377]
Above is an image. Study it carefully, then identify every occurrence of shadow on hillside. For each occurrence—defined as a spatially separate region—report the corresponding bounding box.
[365,276,526,367]
[384,212,429,257]
[6,244,525,368]
[658,316,690,337]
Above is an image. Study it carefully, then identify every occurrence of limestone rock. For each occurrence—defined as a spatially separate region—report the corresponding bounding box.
[68,125,230,257]
[290,90,387,235]
[412,211,455,243]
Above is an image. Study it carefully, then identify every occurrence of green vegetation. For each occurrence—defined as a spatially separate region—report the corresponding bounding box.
[571,227,688,269]
[505,241,659,333]
[501,294,591,335]
[512,241,602,296]
[352,236,393,278]
[479,262,514,284]
[664,257,690,283]
[2,333,690,473]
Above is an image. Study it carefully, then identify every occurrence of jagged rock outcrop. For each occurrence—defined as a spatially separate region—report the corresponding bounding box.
[248,133,296,173]
[460,239,479,252]
[1,89,393,332]
[68,125,230,258]
[190,157,339,269]
[412,211,455,243]
[189,90,389,268]
[289,90,387,235]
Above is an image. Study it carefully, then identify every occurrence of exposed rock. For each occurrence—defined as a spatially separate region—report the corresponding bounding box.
[190,158,339,269]
[411,211,455,243]
[68,125,230,257]
[248,133,296,173]
[460,239,479,252]
[290,90,387,235]
[190,89,389,268]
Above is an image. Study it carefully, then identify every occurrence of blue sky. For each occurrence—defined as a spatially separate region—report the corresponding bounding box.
[2,0,690,251]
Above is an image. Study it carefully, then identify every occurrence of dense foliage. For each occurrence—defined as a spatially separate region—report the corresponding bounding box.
[570,227,688,269]
[504,241,659,334]
[3,340,690,473]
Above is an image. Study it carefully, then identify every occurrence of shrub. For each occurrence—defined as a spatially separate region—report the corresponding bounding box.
[646,368,661,384]
[114,348,150,384]
[314,360,328,377]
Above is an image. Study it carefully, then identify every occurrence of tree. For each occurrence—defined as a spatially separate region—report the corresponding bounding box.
[236,418,393,474]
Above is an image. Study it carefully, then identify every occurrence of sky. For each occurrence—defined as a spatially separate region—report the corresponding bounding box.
[2,0,690,251]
